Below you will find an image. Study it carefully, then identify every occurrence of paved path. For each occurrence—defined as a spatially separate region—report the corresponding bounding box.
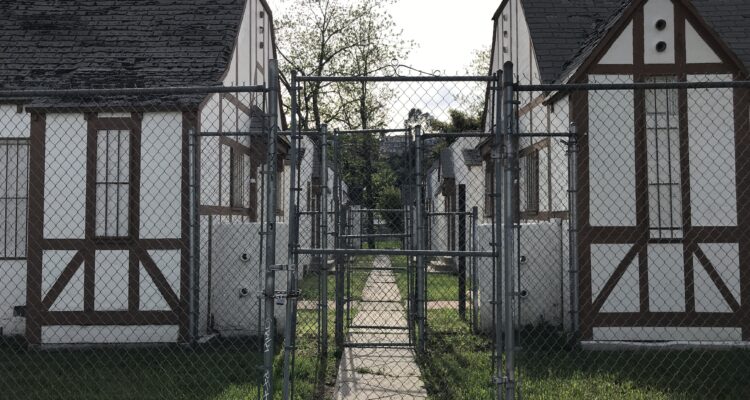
[333,256,428,400]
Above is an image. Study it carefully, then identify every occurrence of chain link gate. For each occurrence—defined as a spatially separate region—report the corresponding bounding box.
[279,72,509,399]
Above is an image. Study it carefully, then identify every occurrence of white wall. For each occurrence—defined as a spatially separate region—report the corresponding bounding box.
[210,222,289,336]
[477,220,568,332]
[0,105,30,138]
[588,75,636,227]
[0,106,30,336]
[687,74,737,227]
[141,113,183,239]
[44,114,86,239]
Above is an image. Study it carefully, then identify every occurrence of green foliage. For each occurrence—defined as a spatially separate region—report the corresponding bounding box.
[376,186,403,230]
[276,0,414,131]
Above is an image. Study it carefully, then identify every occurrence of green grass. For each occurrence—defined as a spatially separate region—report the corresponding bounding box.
[419,310,750,400]
[393,271,462,302]
[299,259,372,302]
[0,337,266,400]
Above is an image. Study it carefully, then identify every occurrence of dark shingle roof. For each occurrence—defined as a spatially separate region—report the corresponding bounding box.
[517,0,750,84]
[0,0,247,106]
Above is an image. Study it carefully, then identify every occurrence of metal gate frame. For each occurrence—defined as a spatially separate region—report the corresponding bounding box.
[279,72,508,399]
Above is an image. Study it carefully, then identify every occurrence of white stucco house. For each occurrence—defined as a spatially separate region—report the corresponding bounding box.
[0,0,329,345]
[479,0,750,342]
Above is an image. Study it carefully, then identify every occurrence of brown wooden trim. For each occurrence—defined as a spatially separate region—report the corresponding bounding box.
[592,242,641,314]
[199,205,253,217]
[519,138,550,156]
[521,211,570,222]
[41,251,84,310]
[586,227,642,244]
[734,83,750,340]
[518,93,546,118]
[138,250,180,312]
[179,111,197,343]
[40,311,179,326]
[222,92,257,117]
[41,238,185,250]
[590,64,733,76]
[129,247,139,312]
[26,111,45,344]
[571,84,593,338]
[694,246,741,313]
[593,312,739,328]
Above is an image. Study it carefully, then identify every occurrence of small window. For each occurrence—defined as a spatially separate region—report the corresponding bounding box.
[275,162,285,217]
[519,150,540,215]
[0,139,29,258]
[645,76,682,239]
[484,161,494,217]
[95,130,130,238]
[229,148,252,209]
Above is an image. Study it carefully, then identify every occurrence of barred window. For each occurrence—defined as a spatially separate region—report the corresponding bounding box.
[95,130,130,238]
[519,150,540,215]
[645,76,682,239]
[484,161,494,217]
[229,148,252,209]
[0,139,29,258]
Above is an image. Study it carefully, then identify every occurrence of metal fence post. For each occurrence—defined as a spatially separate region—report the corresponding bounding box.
[320,124,329,356]
[334,129,345,350]
[471,206,479,333]
[188,126,200,345]
[492,70,505,398]
[262,59,280,400]
[414,125,426,355]
[501,61,518,400]
[567,122,580,344]
[282,70,300,400]
[458,185,467,320]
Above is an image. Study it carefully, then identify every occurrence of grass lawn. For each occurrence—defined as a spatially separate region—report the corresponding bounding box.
[298,257,372,302]
[420,310,750,400]
[0,311,342,400]
[0,337,266,400]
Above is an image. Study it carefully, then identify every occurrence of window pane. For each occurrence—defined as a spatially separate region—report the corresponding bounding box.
[15,199,27,256]
[119,130,130,182]
[95,185,107,236]
[16,145,28,196]
[96,132,107,182]
[117,184,129,237]
[0,140,30,258]
[0,198,7,255]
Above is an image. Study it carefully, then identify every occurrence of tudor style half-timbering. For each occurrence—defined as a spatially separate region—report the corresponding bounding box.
[0,0,294,345]
[485,0,750,341]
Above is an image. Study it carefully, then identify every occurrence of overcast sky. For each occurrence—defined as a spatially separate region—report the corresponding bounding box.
[271,0,499,75]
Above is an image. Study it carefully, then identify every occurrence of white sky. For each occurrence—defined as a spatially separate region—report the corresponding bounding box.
[270,0,499,75]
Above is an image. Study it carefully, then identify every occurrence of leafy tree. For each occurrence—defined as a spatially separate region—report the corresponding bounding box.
[275,0,412,131]
[276,0,414,247]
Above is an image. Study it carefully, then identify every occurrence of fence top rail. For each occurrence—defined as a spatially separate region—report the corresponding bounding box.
[295,248,495,258]
[516,80,750,92]
[297,75,496,83]
[0,85,268,99]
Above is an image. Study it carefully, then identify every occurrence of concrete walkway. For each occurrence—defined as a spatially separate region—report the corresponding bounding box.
[333,256,428,400]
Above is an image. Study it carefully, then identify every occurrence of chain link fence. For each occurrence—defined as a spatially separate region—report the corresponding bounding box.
[504,65,750,399]
[1,62,748,400]
[0,82,290,400]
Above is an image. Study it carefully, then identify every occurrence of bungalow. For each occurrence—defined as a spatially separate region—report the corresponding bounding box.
[0,0,310,345]
[483,0,750,341]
